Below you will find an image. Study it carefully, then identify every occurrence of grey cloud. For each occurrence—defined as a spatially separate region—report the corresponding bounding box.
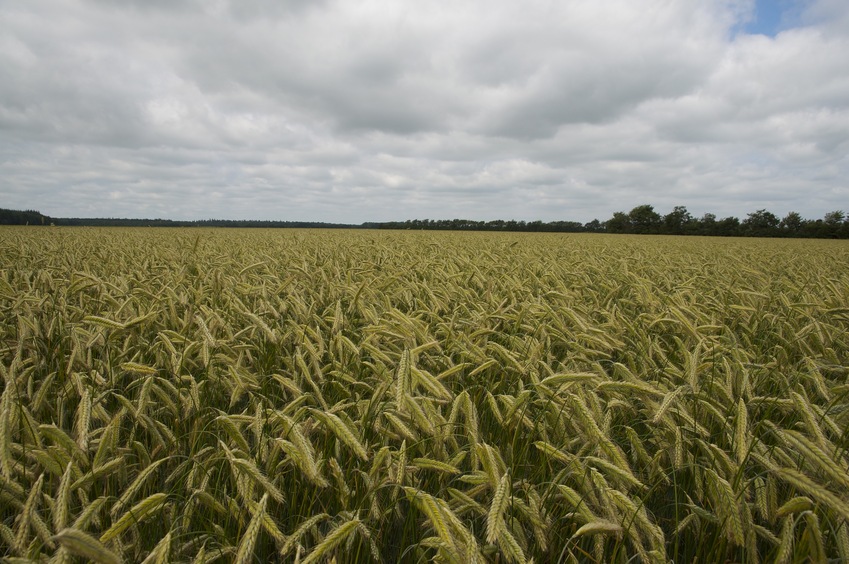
[2,0,849,223]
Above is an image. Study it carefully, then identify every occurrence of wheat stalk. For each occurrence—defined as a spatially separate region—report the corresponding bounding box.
[100,492,168,543]
[235,493,267,564]
[299,517,361,564]
[52,528,121,564]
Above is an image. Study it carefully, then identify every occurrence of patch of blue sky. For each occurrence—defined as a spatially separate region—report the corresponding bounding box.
[740,0,809,37]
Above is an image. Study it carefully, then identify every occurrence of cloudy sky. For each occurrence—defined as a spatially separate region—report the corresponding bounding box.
[1,0,847,223]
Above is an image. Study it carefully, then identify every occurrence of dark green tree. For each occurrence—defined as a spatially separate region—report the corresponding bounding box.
[0,208,51,225]
[663,206,692,235]
[824,210,845,225]
[605,212,631,233]
[742,209,780,237]
[716,216,741,236]
[628,205,662,234]
[822,210,846,238]
[780,211,804,236]
[584,219,603,233]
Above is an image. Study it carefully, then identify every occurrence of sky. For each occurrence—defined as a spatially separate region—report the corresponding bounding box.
[1,0,847,224]
[743,0,802,35]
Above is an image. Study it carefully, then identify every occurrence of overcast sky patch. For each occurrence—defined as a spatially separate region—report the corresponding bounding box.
[1,0,848,223]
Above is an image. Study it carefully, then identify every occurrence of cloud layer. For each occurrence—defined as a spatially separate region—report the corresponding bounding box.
[1,0,847,222]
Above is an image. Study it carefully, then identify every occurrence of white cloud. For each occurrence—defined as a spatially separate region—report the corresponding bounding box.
[1,0,848,223]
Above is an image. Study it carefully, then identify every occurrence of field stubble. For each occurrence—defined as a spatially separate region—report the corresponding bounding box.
[1,227,848,563]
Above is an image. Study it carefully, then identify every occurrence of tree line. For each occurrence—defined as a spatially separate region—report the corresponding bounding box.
[368,206,849,238]
[0,209,355,229]
[0,208,51,225]
[2,206,848,238]
[598,205,849,238]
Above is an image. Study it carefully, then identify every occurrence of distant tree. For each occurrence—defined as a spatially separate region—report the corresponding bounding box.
[584,219,603,233]
[716,216,741,236]
[606,212,631,234]
[824,210,845,225]
[0,208,51,225]
[663,206,692,235]
[822,210,846,238]
[696,213,717,236]
[742,209,780,237]
[547,220,584,232]
[628,205,662,234]
[780,211,805,236]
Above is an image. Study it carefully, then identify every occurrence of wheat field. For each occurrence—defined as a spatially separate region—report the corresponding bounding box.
[1,227,848,563]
